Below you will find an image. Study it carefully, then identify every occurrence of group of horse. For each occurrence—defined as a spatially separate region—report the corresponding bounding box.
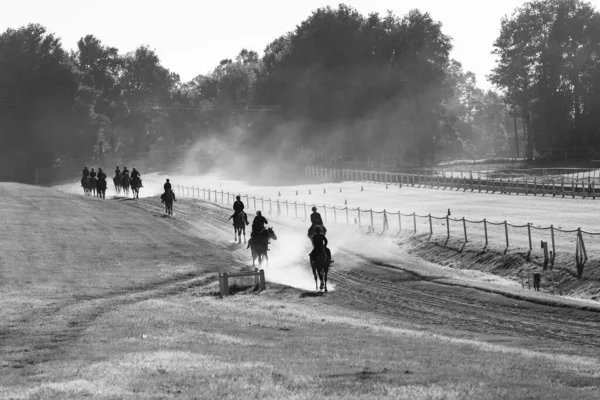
[113,175,142,199]
[80,174,142,199]
[81,176,107,199]
[231,212,330,292]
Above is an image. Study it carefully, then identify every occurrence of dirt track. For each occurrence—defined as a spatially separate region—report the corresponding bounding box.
[131,196,600,356]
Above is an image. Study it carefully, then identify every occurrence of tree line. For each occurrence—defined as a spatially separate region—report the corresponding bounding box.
[1,0,599,182]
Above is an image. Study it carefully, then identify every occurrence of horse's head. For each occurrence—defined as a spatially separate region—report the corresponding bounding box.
[267,227,277,241]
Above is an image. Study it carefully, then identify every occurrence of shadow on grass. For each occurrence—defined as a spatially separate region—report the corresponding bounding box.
[300,291,325,298]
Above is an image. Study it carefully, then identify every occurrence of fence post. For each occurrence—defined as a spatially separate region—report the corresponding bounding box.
[505,221,509,249]
[383,210,388,231]
[446,215,450,241]
[370,210,374,232]
[462,217,467,243]
[334,207,337,223]
[358,208,362,227]
[483,218,488,248]
[323,204,327,223]
[550,225,556,264]
[413,212,417,234]
[295,202,298,218]
[527,223,532,251]
[345,206,349,226]
[429,214,433,237]
[285,200,289,216]
[398,212,402,233]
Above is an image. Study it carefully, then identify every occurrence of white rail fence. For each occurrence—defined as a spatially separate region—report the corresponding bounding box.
[306,166,600,199]
[146,179,597,277]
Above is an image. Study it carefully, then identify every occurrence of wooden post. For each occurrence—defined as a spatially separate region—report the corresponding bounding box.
[259,269,266,290]
[527,223,532,251]
[429,214,433,237]
[483,218,488,248]
[505,221,509,249]
[358,208,362,227]
[345,206,349,226]
[370,210,374,231]
[413,212,417,234]
[398,212,402,233]
[462,217,467,243]
[446,215,450,241]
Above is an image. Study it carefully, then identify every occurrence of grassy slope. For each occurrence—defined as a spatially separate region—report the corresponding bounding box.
[1,184,600,399]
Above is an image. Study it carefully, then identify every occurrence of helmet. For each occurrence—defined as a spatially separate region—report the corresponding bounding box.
[315,226,322,233]
[236,196,241,201]
[312,206,317,212]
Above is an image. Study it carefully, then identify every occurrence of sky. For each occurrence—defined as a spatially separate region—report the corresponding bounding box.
[4,0,597,91]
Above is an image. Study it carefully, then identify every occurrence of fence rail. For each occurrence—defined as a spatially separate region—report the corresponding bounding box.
[147,179,597,278]
[306,166,600,198]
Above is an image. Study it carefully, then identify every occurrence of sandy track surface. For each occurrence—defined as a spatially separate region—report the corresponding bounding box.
[129,195,600,356]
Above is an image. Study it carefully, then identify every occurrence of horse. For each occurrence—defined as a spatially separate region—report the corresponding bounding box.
[81,176,91,195]
[89,176,98,197]
[232,212,246,243]
[121,175,130,196]
[96,177,107,199]
[163,189,174,216]
[130,177,141,199]
[248,227,277,268]
[113,175,121,195]
[311,247,330,292]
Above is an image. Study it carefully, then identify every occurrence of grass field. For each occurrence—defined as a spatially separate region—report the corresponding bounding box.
[3,183,600,399]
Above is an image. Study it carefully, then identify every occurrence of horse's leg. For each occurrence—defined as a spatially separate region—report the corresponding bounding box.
[242,226,246,243]
[324,264,329,293]
[312,265,318,291]
[319,267,324,290]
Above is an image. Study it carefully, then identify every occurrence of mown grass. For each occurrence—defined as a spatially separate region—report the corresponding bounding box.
[2,283,599,399]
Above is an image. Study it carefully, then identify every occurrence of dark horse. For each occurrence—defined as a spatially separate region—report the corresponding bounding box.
[163,189,174,216]
[311,247,330,292]
[81,176,91,195]
[121,175,130,196]
[248,227,277,267]
[113,175,121,195]
[130,177,141,199]
[90,176,98,197]
[96,176,107,199]
[232,212,246,243]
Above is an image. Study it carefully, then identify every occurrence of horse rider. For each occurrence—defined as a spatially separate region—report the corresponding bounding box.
[161,179,176,203]
[251,211,268,238]
[114,166,121,179]
[122,167,130,183]
[89,168,97,180]
[310,225,333,264]
[229,196,249,225]
[131,167,142,187]
[97,168,107,180]
[308,206,327,236]
[82,166,89,179]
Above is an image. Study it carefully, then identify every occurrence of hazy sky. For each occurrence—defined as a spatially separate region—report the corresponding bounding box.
[4,0,593,91]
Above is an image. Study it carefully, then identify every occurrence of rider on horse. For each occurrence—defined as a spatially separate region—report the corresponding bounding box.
[309,225,333,264]
[89,168,97,179]
[229,196,249,225]
[131,168,142,187]
[161,179,176,203]
[97,168,107,180]
[82,166,89,179]
[308,206,327,236]
[248,211,269,249]
[114,166,121,179]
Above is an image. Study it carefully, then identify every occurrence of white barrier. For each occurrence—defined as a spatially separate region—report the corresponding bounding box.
[219,268,266,297]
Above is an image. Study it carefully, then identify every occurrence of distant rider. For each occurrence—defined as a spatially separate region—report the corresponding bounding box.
[114,166,121,179]
[161,179,176,203]
[82,166,89,179]
[89,168,97,180]
[251,211,268,237]
[308,206,327,236]
[122,167,130,183]
[310,225,333,263]
[97,168,107,180]
[131,167,142,187]
[229,196,249,225]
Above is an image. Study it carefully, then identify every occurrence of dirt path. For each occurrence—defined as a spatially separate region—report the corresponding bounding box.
[131,196,600,356]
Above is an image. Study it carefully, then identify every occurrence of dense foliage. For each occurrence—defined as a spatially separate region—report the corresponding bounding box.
[2,1,598,181]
